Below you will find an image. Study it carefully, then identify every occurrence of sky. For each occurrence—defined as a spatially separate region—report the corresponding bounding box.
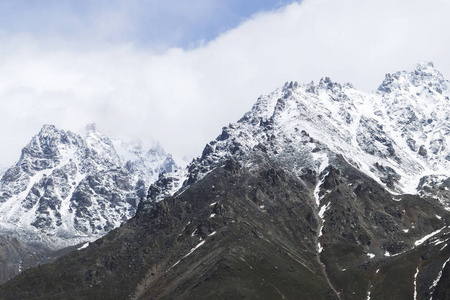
[0,0,449,167]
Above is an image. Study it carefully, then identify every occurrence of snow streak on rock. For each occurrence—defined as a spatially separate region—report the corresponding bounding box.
[414,226,447,246]
[430,257,450,299]
[414,267,419,300]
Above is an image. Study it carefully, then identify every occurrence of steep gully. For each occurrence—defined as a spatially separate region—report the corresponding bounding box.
[314,171,342,300]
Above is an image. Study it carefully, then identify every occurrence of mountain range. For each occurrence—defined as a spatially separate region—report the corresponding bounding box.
[1,62,450,299]
[0,124,177,283]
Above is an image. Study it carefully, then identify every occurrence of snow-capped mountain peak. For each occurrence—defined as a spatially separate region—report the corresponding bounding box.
[0,124,177,249]
[143,62,450,212]
[378,62,448,96]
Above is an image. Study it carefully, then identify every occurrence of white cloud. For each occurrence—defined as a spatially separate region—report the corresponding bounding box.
[0,0,449,166]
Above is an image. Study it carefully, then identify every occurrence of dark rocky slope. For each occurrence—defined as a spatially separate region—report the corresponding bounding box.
[0,235,81,284]
[0,153,449,299]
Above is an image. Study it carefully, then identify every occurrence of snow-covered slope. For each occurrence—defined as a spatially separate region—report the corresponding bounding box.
[0,124,177,248]
[144,62,450,209]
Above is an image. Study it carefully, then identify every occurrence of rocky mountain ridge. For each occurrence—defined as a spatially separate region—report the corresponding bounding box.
[1,63,450,299]
[0,124,177,283]
[0,124,177,248]
[144,61,450,209]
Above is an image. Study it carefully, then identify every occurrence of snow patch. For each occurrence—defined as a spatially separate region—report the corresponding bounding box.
[414,227,446,246]
[367,286,372,300]
[77,242,89,250]
[319,202,331,219]
[314,172,329,206]
[168,240,206,271]
[430,257,450,298]
[183,240,205,259]
[414,267,419,300]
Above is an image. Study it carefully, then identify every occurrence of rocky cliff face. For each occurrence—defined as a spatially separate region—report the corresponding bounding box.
[1,63,450,299]
[0,124,177,283]
[143,62,450,208]
[1,158,449,299]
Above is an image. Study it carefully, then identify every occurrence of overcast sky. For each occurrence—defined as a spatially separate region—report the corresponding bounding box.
[0,0,449,166]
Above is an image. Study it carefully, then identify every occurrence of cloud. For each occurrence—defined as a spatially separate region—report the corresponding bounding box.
[0,0,449,166]
[0,0,293,49]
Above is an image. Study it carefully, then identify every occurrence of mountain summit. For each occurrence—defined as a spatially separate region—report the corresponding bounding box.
[0,124,177,282]
[1,63,450,299]
[143,62,450,207]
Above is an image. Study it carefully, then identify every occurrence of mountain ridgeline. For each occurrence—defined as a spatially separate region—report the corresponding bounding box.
[0,124,177,283]
[1,63,450,299]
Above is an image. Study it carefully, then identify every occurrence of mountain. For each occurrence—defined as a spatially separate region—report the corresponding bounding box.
[0,124,177,283]
[144,62,450,204]
[1,63,450,299]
